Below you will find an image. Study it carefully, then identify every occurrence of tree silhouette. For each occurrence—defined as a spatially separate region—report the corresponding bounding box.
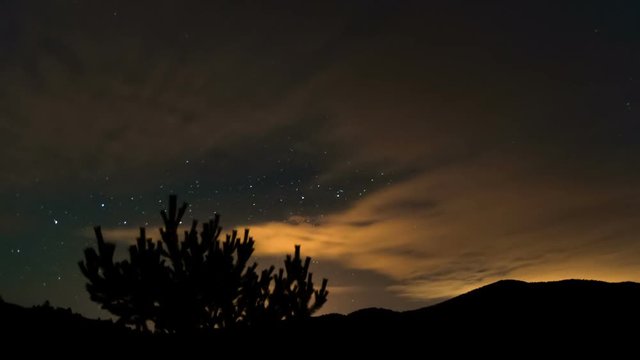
[79,195,328,333]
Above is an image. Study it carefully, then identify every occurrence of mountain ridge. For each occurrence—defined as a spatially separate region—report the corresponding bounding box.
[3,279,639,353]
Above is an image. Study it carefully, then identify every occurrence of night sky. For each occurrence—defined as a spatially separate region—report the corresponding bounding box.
[1,1,639,318]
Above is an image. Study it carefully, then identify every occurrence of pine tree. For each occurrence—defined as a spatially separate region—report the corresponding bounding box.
[79,195,328,333]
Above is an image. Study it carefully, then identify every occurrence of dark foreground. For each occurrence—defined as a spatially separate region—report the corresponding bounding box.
[2,279,639,355]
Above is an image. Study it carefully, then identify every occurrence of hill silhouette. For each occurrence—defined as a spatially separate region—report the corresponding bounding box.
[316,279,640,332]
[0,299,134,338]
[3,279,639,354]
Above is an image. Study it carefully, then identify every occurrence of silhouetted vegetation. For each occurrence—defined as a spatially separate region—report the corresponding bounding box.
[4,279,640,355]
[79,195,328,333]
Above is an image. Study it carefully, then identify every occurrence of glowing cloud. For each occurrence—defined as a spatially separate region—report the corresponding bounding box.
[247,158,640,301]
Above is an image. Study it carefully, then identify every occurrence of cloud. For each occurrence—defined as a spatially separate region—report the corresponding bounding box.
[78,227,147,249]
[0,2,352,186]
[246,156,640,301]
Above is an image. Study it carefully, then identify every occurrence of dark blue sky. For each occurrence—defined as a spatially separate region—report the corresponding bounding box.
[1,0,639,317]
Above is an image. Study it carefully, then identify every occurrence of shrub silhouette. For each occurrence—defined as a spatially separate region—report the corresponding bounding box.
[79,195,328,333]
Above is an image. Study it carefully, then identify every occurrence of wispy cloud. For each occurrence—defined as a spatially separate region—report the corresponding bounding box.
[82,152,640,305]
[246,157,640,301]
